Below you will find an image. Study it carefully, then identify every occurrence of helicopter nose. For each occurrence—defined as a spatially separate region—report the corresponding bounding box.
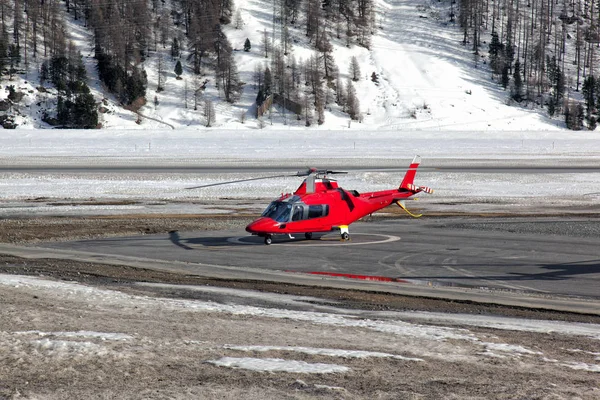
[246,217,278,234]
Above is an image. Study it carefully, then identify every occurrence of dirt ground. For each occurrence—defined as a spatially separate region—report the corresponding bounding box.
[1,215,599,399]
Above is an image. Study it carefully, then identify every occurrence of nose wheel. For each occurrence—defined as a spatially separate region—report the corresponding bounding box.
[264,235,273,245]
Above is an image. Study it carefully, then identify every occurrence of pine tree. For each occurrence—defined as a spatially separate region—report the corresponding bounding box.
[501,65,510,89]
[171,38,180,59]
[489,31,502,77]
[511,60,523,102]
[546,56,566,113]
[56,96,70,126]
[565,102,584,130]
[576,103,585,131]
[264,67,273,95]
[349,56,360,81]
[336,76,346,107]
[8,44,20,79]
[73,91,99,128]
[175,60,183,79]
[244,38,251,52]
[234,9,244,29]
[40,62,49,85]
[582,76,596,126]
[583,76,596,113]
[346,78,360,120]
[547,96,557,117]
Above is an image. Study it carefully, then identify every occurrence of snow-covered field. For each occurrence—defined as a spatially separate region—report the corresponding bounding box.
[1,130,599,217]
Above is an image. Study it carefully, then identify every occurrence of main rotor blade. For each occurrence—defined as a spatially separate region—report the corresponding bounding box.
[185,174,298,190]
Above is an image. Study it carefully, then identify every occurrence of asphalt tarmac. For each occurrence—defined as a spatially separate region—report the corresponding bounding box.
[42,217,600,300]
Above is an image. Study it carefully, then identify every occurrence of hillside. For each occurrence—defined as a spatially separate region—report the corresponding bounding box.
[0,0,581,131]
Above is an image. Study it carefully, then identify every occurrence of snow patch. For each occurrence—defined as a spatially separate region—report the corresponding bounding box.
[15,330,133,341]
[483,343,542,356]
[224,345,423,361]
[560,362,600,373]
[206,357,350,374]
[30,338,107,357]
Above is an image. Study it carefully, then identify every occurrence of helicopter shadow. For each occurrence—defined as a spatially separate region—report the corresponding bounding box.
[169,230,265,248]
[168,231,195,249]
[169,230,337,248]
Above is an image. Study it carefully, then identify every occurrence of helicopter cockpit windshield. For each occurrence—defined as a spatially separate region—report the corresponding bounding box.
[261,196,301,222]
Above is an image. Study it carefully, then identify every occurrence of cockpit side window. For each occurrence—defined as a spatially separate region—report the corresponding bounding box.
[308,205,323,219]
[292,205,305,221]
[308,205,329,219]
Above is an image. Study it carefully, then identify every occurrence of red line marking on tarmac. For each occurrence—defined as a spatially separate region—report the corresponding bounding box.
[289,271,410,283]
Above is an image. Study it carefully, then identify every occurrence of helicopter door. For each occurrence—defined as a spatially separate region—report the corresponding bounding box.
[292,204,306,221]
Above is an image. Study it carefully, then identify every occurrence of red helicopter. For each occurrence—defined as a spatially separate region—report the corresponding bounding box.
[188,156,432,245]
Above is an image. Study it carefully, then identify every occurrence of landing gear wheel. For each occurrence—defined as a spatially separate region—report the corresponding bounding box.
[264,235,273,245]
[341,232,350,241]
[304,232,313,240]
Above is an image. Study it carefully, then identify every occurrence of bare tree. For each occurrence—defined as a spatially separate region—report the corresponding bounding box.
[315,84,325,124]
[317,33,338,81]
[157,54,165,92]
[215,34,244,102]
[261,28,270,58]
[303,92,313,126]
[204,99,216,127]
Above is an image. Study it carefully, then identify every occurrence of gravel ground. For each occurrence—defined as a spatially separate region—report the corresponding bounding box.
[1,215,600,399]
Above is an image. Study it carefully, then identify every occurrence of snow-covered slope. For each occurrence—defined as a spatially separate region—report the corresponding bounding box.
[0,0,567,130]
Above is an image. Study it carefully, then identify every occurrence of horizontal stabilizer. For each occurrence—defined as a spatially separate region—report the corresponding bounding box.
[405,183,434,194]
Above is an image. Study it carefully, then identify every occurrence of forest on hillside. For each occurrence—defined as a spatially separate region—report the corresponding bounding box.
[460,0,600,130]
[0,0,599,129]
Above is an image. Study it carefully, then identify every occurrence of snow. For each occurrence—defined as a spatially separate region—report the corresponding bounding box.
[382,311,600,341]
[29,339,108,357]
[206,357,351,373]
[224,345,424,361]
[14,331,133,341]
[0,129,599,217]
[561,362,600,373]
[567,349,600,361]
[0,130,600,214]
[482,343,543,356]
